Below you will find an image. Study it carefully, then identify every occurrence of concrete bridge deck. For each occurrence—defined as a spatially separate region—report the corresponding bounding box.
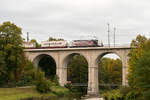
[24,46,131,51]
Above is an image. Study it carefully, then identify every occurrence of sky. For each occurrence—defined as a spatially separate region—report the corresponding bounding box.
[1,0,150,47]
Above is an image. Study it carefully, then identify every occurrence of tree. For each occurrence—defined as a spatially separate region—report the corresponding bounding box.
[67,54,88,94]
[134,49,150,99]
[30,39,41,48]
[48,37,64,41]
[99,58,122,84]
[0,21,25,84]
[0,51,6,85]
[128,34,150,99]
[67,55,88,84]
[128,35,147,88]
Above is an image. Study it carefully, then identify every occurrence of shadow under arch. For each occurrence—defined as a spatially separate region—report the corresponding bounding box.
[32,54,56,80]
[63,53,89,68]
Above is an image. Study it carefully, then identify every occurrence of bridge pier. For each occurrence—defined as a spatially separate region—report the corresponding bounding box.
[122,63,128,86]
[122,55,129,86]
[57,67,67,86]
[87,66,99,95]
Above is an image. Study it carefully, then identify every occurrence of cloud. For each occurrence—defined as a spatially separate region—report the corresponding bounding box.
[0,0,150,44]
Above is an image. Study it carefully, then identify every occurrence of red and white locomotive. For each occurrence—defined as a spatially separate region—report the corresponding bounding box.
[70,40,103,47]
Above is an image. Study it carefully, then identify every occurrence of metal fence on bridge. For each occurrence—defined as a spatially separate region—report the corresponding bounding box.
[70,83,121,87]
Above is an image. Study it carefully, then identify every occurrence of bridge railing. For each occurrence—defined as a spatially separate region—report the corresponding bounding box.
[103,43,131,48]
[69,83,121,87]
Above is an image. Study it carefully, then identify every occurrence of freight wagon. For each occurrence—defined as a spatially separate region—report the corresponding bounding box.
[41,40,67,48]
[22,42,36,48]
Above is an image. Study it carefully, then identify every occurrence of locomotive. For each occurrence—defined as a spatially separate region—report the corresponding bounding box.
[70,40,102,47]
[23,40,103,48]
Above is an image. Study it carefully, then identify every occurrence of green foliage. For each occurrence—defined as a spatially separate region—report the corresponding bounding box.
[36,79,52,93]
[119,86,131,96]
[16,60,36,86]
[128,35,148,88]
[67,55,88,84]
[0,51,6,85]
[51,86,70,96]
[0,86,70,100]
[48,37,64,41]
[64,83,72,91]
[35,70,52,93]
[128,34,150,100]
[103,87,139,100]
[99,58,122,85]
[103,89,123,100]
[52,75,60,86]
[67,54,88,94]
[64,83,87,94]
[125,90,140,100]
[30,39,41,48]
[0,21,25,86]
[99,58,122,92]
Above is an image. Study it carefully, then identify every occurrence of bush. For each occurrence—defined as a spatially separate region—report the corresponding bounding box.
[35,70,45,81]
[35,70,52,93]
[103,87,141,100]
[64,83,72,90]
[120,86,131,96]
[16,60,36,86]
[52,75,59,86]
[103,89,123,100]
[16,74,34,86]
[16,70,36,86]
[125,90,141,100]
[36,79,52,93]
[143,89,150,100]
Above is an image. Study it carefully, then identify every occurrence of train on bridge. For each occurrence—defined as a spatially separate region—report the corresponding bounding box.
[23,40,103,49]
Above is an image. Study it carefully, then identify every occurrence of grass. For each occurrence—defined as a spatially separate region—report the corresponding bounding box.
[0,86,70,100]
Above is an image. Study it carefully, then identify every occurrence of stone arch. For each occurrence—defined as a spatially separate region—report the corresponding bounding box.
[95,51,122,67]
[59,52,89,86]
[62,52,89,68]
[32,53,57,69]
[32,53,57,80]
[95,51,127,86]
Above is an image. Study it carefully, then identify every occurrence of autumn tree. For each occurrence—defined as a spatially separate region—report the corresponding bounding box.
[128,35,150,99]
[128,35,147,88]
[0,21,25,84]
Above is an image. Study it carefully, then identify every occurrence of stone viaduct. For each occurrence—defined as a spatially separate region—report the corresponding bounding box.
[24,47,130,95]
